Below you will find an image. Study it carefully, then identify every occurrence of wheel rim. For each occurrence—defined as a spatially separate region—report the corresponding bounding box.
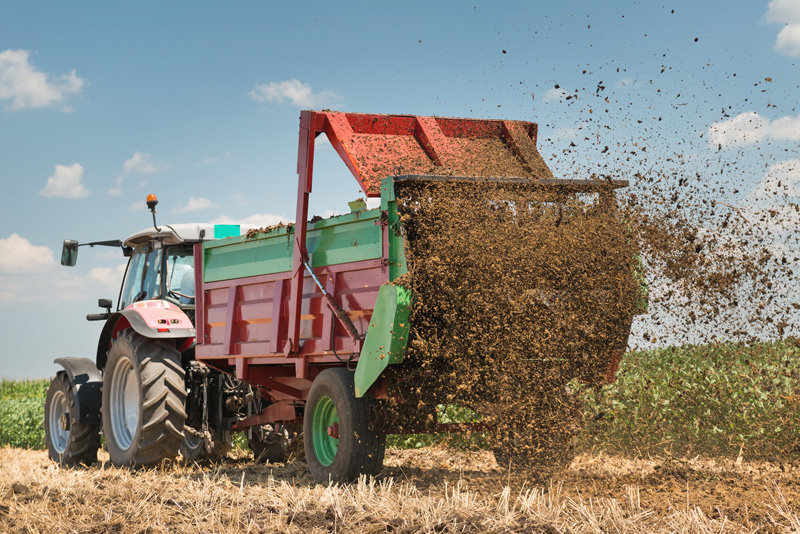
[108,355,140,450]
[312,395,338,466]
[48,390,70,454]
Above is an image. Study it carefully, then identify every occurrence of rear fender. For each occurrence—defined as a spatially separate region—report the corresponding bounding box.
[96,300,195,370]
[53,357,102,425]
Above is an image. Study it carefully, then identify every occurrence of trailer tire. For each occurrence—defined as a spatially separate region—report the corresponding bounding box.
[304,368,385,483]
[44,372,101,466]
[249,425,289,463]
[102,329,187,467]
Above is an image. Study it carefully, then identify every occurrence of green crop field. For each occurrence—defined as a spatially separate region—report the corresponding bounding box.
[577,339,800,459]
[3,341,800,460]
[0,378,48,450]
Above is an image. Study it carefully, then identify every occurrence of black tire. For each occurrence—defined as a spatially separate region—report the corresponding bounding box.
[249,425,289,463]
[304,368,385,483]
[102,329,187,467]
[44,372,100,466]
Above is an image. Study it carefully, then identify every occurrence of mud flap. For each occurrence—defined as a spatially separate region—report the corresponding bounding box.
[53,357,102,425]
[354,284,412,398]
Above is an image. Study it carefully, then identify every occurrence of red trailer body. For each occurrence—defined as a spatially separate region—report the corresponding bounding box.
[192,110,551,426]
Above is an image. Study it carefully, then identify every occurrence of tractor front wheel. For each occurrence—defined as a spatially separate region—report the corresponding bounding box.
[44,372,100,466]
[102,329,187,467]
[304,368,385,483]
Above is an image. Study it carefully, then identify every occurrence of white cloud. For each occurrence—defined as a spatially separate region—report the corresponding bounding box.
[230,193,248,206]
[766,0,800,56]
[708,111,800,147]
[175,196,218,213]
[0,262,126,303]
[542,88,567,102]
[122,151,160,174]
[0,234,56,274]
[110,152,163,196]
[750,159,800,201]
[553,127,579,140]
[249,79,340,108]
[40,163,89,199]
[211,213,289,227]
[87,264,127,290]
[0,49,85,111]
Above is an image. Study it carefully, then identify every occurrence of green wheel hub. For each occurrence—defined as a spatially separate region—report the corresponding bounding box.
[312,395,339,466]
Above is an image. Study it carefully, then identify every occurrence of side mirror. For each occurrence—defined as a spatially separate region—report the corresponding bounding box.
[98,298,112,312]
[61,240,79,266]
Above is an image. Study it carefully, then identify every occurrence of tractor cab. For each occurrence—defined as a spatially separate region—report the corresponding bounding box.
[120,223,214,311]
[60,194,258,320]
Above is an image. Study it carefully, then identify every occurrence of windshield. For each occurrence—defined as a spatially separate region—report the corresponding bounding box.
[118,244,162,310]
[165,246,195,305]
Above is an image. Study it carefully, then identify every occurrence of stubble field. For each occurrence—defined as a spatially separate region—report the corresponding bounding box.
[2,445,800,533]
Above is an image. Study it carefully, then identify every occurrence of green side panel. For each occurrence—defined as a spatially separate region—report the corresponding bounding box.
[383,176,408,281]
[203,210,382,283]
[214,224,241,239]
[354,284,412,398]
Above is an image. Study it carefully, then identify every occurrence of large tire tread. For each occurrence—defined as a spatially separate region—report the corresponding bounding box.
[304,368,386,483]
[102,329,187,467]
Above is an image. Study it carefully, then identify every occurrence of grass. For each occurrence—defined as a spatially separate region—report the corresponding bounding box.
[0,378,47,450]
[5,340,800,461]
[576,339,800,459]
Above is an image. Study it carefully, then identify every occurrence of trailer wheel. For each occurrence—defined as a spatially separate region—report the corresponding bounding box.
[44,372,100,466]
[102,329,187,467]
[304,368,385,483]
[249,424,289,463]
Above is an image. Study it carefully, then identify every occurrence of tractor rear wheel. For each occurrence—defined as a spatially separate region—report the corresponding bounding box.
[44,372,100,466]
[102,329,187,467]
[304,368,385,483]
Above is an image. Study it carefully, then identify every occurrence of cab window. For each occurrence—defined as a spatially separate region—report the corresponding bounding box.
[118,244,163,309]
[165,246,195,305]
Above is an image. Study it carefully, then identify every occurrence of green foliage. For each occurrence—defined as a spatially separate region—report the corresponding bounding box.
[0,379,48,401]
[0,379,48,449]
[576,340,800,459]
[6,342,800,462]
[387,404,485,449]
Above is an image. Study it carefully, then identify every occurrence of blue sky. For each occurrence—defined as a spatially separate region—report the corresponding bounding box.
[1,1,799,378]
